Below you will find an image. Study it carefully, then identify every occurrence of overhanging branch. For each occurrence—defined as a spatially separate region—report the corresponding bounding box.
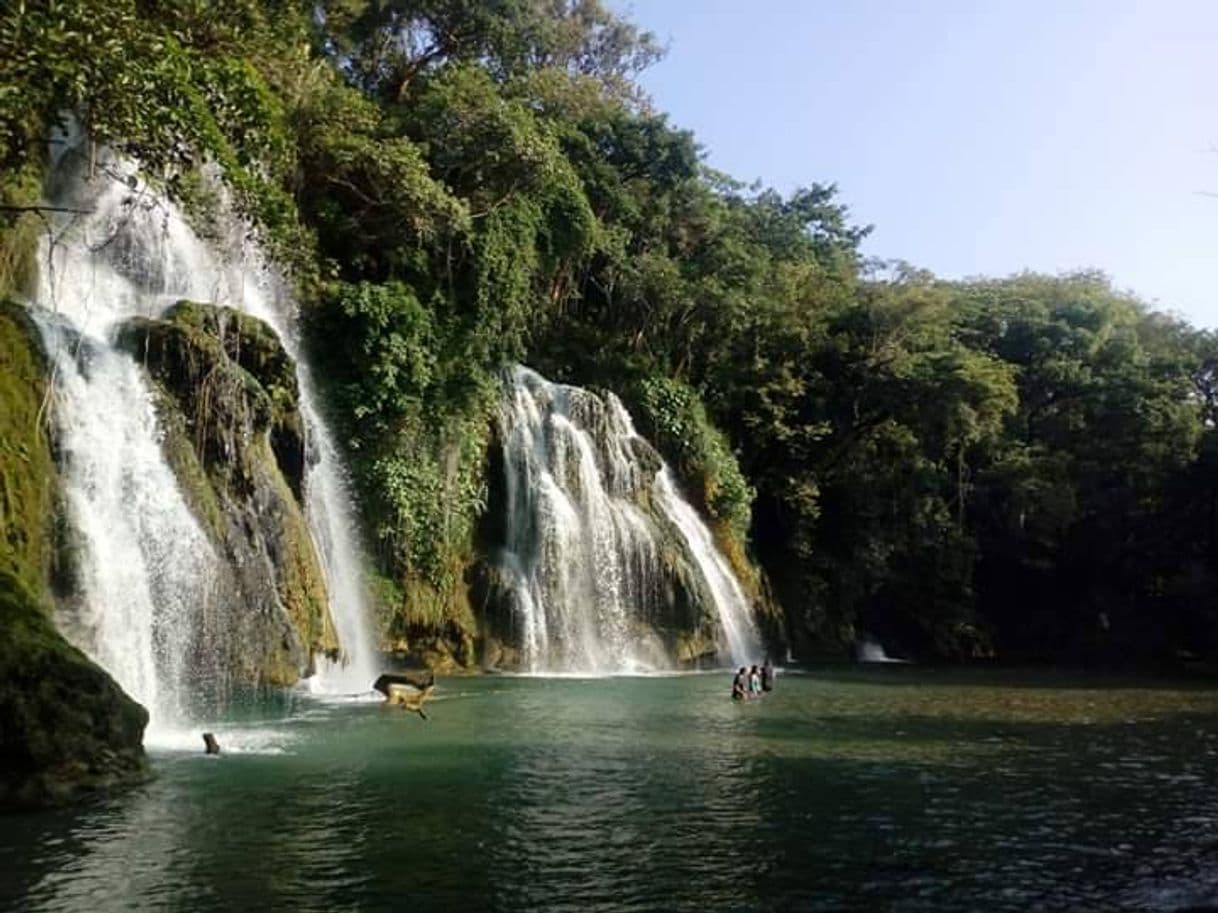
[0,205,94,215]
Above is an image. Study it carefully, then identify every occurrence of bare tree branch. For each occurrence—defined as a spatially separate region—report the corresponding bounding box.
[0,205,95,215]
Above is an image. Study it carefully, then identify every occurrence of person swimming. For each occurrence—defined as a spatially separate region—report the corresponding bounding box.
[749,665,762,697]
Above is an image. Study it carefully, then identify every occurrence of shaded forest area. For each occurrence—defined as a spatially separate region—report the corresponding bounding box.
[4,0,1218,663]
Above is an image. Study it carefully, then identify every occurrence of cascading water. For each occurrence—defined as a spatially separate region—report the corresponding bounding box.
[294,373,379,694]
[191,211,378,696]
[36,318,219,728]
[29,146,376,731]
[497,366,760,673]
[652,469,758,666]
[855,636,907,663]
[32,165,221,732]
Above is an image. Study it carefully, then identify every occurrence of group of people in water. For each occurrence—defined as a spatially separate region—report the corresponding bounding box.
[731,661,774,700]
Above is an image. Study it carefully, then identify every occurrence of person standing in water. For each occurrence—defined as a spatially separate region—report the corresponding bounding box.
[748,665,762,697]
[732,667,747,701]
[761,660,774,693]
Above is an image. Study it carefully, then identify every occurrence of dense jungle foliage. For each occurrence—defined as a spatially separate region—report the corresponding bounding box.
[4,0,1218,663]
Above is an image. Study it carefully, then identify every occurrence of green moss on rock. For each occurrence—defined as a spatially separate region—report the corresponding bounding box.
[629,375,788,656]
[148,384,227,542]
[263,439,334,670]
[118,302,335,685]
[0,163,44,301]
[0,571,149,810]
[118,301,306,498]
[0,301,54,591]
[630,376,754,540]
[0,305,148,810]
[381,568,477,671]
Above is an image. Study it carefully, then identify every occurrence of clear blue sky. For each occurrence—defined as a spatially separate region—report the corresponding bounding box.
[613,0,1218,327]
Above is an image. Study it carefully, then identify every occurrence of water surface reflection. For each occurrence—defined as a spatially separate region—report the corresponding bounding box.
[3,670,1218,912]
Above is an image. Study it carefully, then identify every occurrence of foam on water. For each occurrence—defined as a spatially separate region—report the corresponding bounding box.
[145,726,297,756]
[299,679,383,704]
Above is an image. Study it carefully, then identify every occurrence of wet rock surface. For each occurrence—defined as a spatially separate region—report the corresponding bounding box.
[0,571,149,811]
[118,302,336,686]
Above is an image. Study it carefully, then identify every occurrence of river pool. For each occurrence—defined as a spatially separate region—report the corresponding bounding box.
[3,668,1218,912]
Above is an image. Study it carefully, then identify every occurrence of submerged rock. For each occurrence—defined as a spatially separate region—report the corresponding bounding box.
[117,302,336,686]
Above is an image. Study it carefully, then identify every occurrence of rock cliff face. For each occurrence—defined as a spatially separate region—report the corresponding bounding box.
[0,301,148,810]
[117,302,336,686]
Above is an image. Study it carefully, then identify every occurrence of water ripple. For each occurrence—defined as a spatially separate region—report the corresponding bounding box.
[5,671,1218,912]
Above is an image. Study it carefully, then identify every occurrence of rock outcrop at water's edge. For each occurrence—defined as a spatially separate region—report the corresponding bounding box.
[0,572,150,810]
[117,302,337,686]
[0,301,148,810]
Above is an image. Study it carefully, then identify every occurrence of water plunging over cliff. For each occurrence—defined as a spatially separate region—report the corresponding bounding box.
[35,316,219,727]
[30,149,376,725]
[496,366,760,673]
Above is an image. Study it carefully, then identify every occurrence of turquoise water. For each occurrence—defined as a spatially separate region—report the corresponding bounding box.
[4,669,1218,911]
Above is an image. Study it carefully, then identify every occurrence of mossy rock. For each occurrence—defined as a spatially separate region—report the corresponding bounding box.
[674,628,718,665]
[0,300,54,591]
[626,375,754,539]
[164,302,304,490]
[477,635,521,672]
[390,628,474,675]
[379,566,479,672]
[117,303,335,685]
[0,301,148,810]
[0,571,149,811]
[0,162,44,300]
[117,301,305,497]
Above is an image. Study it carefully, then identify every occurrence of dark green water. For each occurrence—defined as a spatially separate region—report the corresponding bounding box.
[4,669,1218,912]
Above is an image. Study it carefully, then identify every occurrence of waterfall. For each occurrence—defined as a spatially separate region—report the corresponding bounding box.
[855,636,907,663]
[29,148,375,728]
[497,366,760,673]
[294,375,379,695]
[35,317,219,728]
[652,469,758,667]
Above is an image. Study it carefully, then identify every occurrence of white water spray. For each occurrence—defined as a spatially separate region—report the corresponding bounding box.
[36,318,218,730]
[497,366,760,673]
[30,148,376,732]
[652,468,758,667]
[855,637,907,663]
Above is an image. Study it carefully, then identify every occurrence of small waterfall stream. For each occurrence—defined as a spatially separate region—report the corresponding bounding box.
[29,148,375,730]
[855,637,907,663]
[497,366,760,673]
[652,469,759,666]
